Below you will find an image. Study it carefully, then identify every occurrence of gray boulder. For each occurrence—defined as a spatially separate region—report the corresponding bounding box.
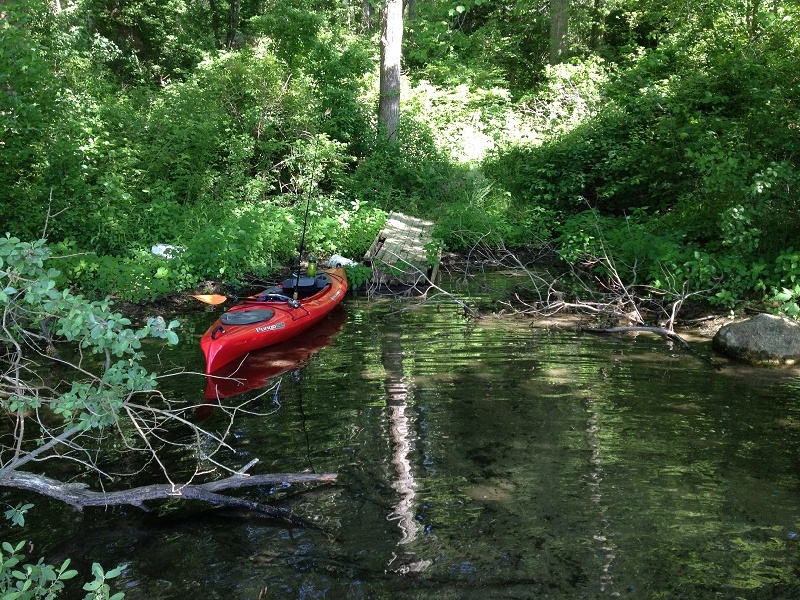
[712,313,800,365]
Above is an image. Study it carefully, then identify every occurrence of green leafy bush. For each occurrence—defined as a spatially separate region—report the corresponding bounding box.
[1,504,125,599]
[301,197,386,259]
[769,251,800,318]
[554,210,770,309]
[345,126,453,214]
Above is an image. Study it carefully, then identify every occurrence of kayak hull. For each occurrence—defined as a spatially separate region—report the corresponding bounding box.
[203,307,347,400]
[200,268,347,373]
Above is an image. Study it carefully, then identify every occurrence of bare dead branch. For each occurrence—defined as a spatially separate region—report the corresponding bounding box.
[2,470,336,529]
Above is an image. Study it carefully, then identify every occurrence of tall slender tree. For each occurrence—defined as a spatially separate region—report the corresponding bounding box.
[549,0,569,64]
[226,0,241,48]
[362,0,375,30]
[379,0,403,142]
[590,0,604,49]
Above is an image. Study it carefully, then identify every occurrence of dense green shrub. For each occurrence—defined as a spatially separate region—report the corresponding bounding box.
[51,193,381,302]
[344,125,453,214]
[554,210,777,309]
[3,0,800,314]
[405,0,548,93]
[300,197,386,259]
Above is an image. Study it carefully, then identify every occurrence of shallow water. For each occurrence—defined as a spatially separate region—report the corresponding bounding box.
[7,289,800,599]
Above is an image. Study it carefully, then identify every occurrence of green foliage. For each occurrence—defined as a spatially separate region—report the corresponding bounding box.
[249,4,374,151]
[404,79,536,163]
[2,506,33,530]
[769,251,800,318]
[1,236,179,423]
[0,542,79,600]
[0,2,70,243]
[181,203,296,281]
[1,0,799,315]
[77,0,215,84]
[344,263,373,289]
[517,57,610,139]
[249,4,325,68]
[54,248,196,304]
[406,0,547,93]
[553,209,779,309]
[282,134,354,196]
[50,190,380,302]
[0,507,123,600]
[428,166,555,251]
[81,564,125,600]
[301,197,386,259]
[345,125,453,213]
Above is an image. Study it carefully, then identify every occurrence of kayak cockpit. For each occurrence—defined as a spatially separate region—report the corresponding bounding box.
[276,273,331,299]
[220,309,275,326]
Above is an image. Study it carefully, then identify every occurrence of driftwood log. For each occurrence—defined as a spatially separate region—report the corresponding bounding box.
[581,325,719,369]
[581,326,691,349]
[3,470,337,529]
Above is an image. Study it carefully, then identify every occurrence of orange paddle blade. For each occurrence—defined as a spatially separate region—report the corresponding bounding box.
[191,294,228,305]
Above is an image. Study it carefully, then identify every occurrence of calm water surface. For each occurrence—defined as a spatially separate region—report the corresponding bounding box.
[10,286,800,599]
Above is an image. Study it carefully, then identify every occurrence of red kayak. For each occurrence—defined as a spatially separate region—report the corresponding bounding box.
[203,306,347,400]
[200,268,347,373]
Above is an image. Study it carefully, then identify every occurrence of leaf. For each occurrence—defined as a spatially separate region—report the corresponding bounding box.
[105,563,126,578]
[90,562,105,578]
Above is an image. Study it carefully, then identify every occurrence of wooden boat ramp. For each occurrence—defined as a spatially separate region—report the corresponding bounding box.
[363,212,441,292]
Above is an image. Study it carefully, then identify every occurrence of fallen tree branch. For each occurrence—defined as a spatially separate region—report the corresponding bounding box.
[3,470,337,528]
[580,325,691,349]
[581,325,720,369]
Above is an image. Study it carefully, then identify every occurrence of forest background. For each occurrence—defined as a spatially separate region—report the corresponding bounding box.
[2,1,800,595]
[2,0,800,311]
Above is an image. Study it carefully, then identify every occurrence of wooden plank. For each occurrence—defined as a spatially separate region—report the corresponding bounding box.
[363,212,440,287]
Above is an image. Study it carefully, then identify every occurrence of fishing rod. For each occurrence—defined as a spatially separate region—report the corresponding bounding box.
[293,191,312,301]
[293,139,324,300]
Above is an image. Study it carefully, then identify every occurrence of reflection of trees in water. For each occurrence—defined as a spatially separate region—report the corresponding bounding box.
[585,405,616,594]
[383,335,431,574]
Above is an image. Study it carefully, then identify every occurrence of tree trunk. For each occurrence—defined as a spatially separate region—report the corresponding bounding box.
[405,0,417,21]
[379,0,403,142]
[590,0,603,50]
[210,0,222,48]
[226,0,241,49]
[746,0,760,38]
[362,0,375,31]
[549,0,569,65]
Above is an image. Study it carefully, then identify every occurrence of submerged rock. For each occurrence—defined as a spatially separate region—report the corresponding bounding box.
[712,313,800,365]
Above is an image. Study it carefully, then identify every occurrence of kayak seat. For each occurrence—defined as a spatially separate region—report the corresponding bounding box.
[221,308,275,326]
[254,286,285,301]
[280,274,331,299]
